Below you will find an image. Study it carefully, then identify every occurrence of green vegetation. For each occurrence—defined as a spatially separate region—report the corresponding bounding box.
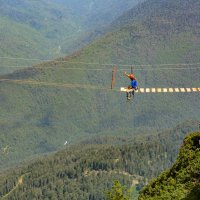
[0,0,81,74]
[139,132,200,200]
[0,0,142,75]
[0,0,199,169]
[0,130,199,199]
[106,180,131,200]
[0,0,199,199]
[0,127,198,200]
[56,0,143,29]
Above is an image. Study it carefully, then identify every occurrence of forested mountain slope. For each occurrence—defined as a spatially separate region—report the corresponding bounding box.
[0,0,199,169]
[0,0,142,74]
[112,0,200,29]
[0,127,199,200]
[56,0,143,28]
[0,0,80,74]
[139,132,200,200]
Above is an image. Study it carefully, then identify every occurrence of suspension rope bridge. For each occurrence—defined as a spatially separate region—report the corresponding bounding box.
[0,78,200,93]
[0,56,199,93]
[0,79,107,90]
[121,87,200,93]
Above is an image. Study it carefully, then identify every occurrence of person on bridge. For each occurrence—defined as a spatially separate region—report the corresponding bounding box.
[124,70,138,100]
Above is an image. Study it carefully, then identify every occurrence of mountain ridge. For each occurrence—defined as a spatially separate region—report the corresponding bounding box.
[0,0,199,170]
[139,132,200,200]
[0,0,142,74]
[111,0,200,29]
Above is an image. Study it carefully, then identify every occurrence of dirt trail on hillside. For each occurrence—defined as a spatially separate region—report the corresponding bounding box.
[2,173,29,199]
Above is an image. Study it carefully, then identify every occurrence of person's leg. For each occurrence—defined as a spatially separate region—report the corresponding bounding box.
[126,91,129,98]
[132,89,135,97]
[127,86,132,100]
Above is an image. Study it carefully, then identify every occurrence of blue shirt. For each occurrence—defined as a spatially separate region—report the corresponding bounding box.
[131,79,138,89]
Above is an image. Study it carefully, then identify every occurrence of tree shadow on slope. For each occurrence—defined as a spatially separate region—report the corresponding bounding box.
[183,185,200,200]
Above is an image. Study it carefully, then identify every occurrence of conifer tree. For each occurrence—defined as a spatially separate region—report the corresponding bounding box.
[106,180,131,200]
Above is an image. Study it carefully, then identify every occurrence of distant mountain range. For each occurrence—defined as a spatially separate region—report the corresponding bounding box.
[0,0,142,74]
[112,0,200,28]
[0,0,199,171]
[55,0,143,28]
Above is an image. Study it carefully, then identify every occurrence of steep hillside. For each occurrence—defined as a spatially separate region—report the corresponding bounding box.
[0,0,81,74]
[0,0,142,75]
[56,0,143,28]
[139,132,200,200]
[0,0,199,169]
[112,0,200,29]
[0,128,199,199]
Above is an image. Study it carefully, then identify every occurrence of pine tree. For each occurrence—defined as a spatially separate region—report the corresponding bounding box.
[106,180,131,200]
